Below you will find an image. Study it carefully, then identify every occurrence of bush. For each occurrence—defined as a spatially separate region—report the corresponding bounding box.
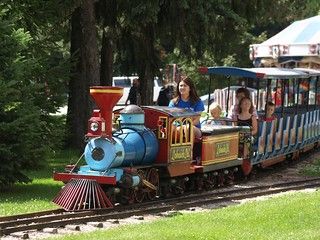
[0,12,51,188]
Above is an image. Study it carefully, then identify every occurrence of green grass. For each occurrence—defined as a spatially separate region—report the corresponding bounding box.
[0,150,79,216]
[46,190,320,240]
[301,157,320,176]
[1,148,320,240]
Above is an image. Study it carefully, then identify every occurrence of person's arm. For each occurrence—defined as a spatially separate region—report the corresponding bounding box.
[126,87,136,105]
[193,100,205,126]
[251,115,258,135]
[168,100,175,107]
[126,87,133,105]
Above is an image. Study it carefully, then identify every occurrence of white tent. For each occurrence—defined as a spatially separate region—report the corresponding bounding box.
[250,15,320,68]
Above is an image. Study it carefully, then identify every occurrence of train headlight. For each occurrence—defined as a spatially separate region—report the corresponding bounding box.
[90,122,99,132]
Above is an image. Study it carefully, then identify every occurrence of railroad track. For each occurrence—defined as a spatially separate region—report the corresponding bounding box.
[1,177,320,238]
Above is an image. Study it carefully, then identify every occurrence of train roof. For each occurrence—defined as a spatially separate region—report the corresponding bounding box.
[142,106,200,117]
[199,66,311,79]
[293,68,320,76]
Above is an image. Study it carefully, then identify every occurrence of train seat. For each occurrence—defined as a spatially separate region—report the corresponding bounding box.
[273,117,284,155]
[263,120,277,159]
[287,114,298,153]
[311,110,318,141]
[303,112,310,145]
[279,116,291,155]
[296,113,305,147]
[315,110,320,140]
[308,111,314,142]
[252,120,266,164]
[307,111,312,143]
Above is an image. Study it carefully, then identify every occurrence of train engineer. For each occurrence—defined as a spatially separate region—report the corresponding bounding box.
[168,76,205,139]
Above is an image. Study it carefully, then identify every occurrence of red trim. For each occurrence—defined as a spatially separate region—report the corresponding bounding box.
[241,159,252,176]
[53,172,117,185]
[198,66,208,74]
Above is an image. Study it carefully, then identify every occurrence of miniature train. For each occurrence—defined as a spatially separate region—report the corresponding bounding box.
[53,66,320,211]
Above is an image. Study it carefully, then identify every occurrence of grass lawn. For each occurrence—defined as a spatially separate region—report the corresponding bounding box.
[301,157,320,176]
[1,150,320,239]
[0,151,78,216]
[45,190,320,240]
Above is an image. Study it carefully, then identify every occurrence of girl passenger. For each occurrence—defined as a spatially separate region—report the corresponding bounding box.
[230,87,258,120]
[235,97,258,135]
[261,101,276,122]
[169,77,205,139]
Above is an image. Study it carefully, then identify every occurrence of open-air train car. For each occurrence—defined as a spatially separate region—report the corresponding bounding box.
[199,66,320,168]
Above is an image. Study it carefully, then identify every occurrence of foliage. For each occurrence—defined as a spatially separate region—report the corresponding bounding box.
[0,4,68,188]
[301,157,320,176]
[1,0,319,184]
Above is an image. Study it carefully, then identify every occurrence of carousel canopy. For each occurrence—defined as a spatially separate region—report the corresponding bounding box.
[198,66,311,79]
[250,16,320,67]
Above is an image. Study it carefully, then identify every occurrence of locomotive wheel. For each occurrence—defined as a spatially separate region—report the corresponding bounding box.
[226,171,235,185]
[172,178,185,195]
[204,173,216,190]
[146,168,159,200]
[134,170,146,203]
[195,175,204,191]
[120,189,135,205]
[218,171,225,187]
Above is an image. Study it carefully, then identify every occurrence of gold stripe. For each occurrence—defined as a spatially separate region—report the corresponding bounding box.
[90,89,123,94]
[171,142,193,147]
[202,134,238,143]
[202,155,239,165]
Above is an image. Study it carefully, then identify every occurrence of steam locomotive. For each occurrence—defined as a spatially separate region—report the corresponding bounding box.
[53,85,247,210]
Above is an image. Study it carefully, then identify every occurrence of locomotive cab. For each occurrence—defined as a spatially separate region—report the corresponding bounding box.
[142,106,201,177]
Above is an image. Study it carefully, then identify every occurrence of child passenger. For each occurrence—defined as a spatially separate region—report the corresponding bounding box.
[207,102,225,125]
[262,101,276,122]
[235,97,258,135]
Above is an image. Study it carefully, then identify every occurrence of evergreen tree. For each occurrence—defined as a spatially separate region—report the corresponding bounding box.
[0,10,48,187]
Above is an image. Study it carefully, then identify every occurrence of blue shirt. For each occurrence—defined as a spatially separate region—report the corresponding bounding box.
[168,99,205,128]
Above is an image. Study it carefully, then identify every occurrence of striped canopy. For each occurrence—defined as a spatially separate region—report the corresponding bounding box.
[250,16,320,67]
[198,66,311,79]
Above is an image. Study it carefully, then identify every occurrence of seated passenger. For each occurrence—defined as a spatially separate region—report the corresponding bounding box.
[207,102,226,125]
[272,85,282,107]
[261,101,277,122]
[234,97,258,135]
[230,87,258,119]
[168,76,205,139]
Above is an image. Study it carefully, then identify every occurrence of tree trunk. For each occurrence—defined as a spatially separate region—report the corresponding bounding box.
[100,30,113,86]
[81,0,100,87]
[66,0,100,150]
[100,0,117,86]
[138,25,156,105]
[142,62,154,105]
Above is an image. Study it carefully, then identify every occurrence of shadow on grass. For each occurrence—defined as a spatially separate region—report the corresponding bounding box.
[0,150,83,215]
[1,150,80,203]
[0,181,64,203]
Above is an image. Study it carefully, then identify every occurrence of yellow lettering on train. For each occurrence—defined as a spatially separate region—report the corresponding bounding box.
[171,146,191,161]
[215,141,230,157]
